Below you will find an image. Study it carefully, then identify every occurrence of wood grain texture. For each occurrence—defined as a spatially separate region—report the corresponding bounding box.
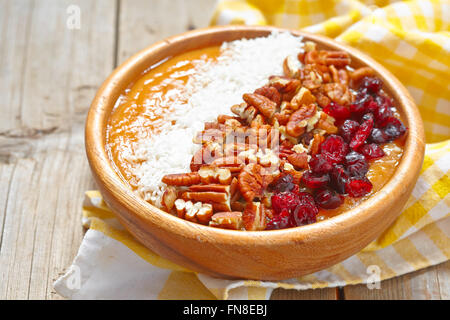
[343,261,450,300]
[0,0,116,299]
[0,0,446,300]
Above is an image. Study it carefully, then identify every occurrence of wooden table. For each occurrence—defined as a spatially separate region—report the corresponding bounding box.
[0,0,448,300]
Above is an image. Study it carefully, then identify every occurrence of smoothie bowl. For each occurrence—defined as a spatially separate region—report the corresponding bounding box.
[85,26,425,280]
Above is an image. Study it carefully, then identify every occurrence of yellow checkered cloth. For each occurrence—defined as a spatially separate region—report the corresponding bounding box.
[54,0,449,300]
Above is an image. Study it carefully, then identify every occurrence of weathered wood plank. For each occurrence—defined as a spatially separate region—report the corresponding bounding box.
[117,0,215,64]
[0,0,116,299]
[343,261,450,300]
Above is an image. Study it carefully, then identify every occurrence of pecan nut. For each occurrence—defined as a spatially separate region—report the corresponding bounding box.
[209,212,243,230]
[174,199,213,224]
[290,87,316,110]
[322,83,353,106]
[231,102,258,125]
[182,184,231,212]
[316,112,338,134]
[198,166,232,185]
[268,76,301,94]
[162,172,200,186]
[287,152,309,169]
[283,55,302,78]
[320,51,351,67]
[242,202,268,231]
[309,133,325,156]
[238,163,274,202]
[254,86,281,106]
[162,186,177,211]
[286,103,317,137]
[243,93,276,120]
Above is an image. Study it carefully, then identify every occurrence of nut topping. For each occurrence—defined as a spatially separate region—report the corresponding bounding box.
[238,163,274,202]
[198,166,232,185]
[242,93,276,120]
[209,212,243,230]
[242,201,268,231]
[162,172,201,186]
[286,103,317,137]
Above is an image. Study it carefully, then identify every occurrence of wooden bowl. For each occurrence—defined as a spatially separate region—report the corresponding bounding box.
[85,26,425,280]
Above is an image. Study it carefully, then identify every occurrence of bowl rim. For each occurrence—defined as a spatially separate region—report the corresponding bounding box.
[85,25,425,246]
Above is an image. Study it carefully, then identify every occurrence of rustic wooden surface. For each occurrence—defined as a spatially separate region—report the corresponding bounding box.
[0,0,448,300]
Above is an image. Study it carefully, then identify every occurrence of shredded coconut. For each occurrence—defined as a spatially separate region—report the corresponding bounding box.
[126,31,304,206]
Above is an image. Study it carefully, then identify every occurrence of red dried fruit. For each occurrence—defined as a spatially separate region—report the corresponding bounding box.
[309,154,333,174]
[266,208,295,230]
[346,177,373,197]
[323,102,350,120]
[292,192,318,226]
[314,188,343,209]
[360,143,385,160]
[369,127,389,144]
[350,89,371,115]
[320,135,348,164]
[330,165,348,194]
[272,173,295,193]
[301,170,330,189]
[361,77,382,93]
[271,191,300,214]
[345,151,369,177]
[349,118,374,150]
[339,119,360,143]
[374,103,394,126]
[365,100,379,114]
[383,117,406,141]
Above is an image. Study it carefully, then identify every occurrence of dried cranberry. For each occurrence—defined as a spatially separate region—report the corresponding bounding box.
[345,151,369,177]
[350,89,372,116]
[374,103,394,126]
[345,177,373,197]
[323,102,350,120]
[339,119,360,143]
[314,188,344,209]
[292,192,318,226]
[350,101,366,116]
[365,100,379,114]
[330,165,348,194]
[369,127,389,144]
[361,77,382,93]
[383,117,406,141]
[309,154,333,174]
[320,135,348,164]
[271,191,300,214]
[345,150,365,164]
[272,173,295,193]
[361,113,374,122]
[349,118,374,150]
[301,171,330,189]
[360,143,385,160]
[266,209,295,230]
[374,93,393,107]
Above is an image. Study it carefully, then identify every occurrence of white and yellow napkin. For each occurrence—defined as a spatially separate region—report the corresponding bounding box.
[55,0,449,299]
